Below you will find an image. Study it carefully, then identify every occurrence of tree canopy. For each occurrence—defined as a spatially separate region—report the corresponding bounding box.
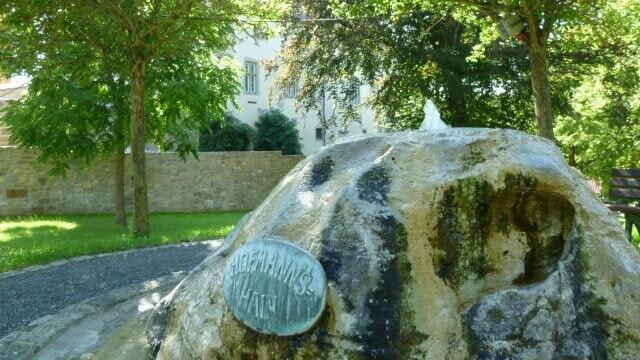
[272,3,537,132]
[274,0,639,189]
[555,0,640,190]
[0,0,276,234]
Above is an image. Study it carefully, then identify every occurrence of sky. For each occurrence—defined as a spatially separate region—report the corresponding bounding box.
[0,75,30,90]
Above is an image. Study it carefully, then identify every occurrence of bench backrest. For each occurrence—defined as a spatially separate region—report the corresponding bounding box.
[610,169,640,201]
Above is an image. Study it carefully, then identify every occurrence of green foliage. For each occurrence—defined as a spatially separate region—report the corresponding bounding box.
[0,0,286,234]
[1,66,129,175]
[199,114,255,152]
[277,0,638,189]
[253,109,302,155]
[555,0,640,190]
[0,0,245,168]
[144,54,241,158]
[557,69,639,188]
[274,2,536,132]
[0,211,248,272]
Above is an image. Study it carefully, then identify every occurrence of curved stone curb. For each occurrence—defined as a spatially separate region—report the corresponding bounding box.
[0,272,186,360]
[0,239,221,280]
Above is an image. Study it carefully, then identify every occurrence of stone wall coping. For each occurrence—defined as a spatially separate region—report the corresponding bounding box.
[0,147,305,157]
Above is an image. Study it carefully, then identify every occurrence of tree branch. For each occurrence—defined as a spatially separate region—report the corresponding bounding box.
[82,0,134,30]
[449,0,512,14]
[71,18,128,73]
[541,16,553,43]
[140,0,198,46]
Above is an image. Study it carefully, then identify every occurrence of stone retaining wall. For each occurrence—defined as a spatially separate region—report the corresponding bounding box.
[0,148,304,215]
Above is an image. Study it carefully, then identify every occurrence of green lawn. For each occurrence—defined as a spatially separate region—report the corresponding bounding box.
[1,211,636,273]
[0,211,248,272]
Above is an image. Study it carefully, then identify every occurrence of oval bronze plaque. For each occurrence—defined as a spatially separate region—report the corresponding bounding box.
[222,238,327,336]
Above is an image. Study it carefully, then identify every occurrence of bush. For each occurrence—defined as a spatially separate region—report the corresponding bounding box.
[199,114,255,151]
[253,109,302,155]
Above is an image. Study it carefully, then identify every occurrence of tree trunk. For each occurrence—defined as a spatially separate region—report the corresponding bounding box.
[114,144,127,226]
[443,21,470,127]
[568,146,577,167]
[444,74,469,127]
[528,39,555,141]
[130,59,150,236]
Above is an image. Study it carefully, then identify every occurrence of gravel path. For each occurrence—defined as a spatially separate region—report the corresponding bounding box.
[0,240,220,338]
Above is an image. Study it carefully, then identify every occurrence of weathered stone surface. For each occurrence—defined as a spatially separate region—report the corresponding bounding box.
[5,189,27,199]
[150,128,640,359]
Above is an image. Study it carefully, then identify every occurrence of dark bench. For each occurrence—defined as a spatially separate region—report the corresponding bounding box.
[607,168,640,242]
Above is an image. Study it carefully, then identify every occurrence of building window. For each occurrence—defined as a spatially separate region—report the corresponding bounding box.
[315,127,325,141]
[286,82,299,98]
[244,61,258,94]
[349,82,360,105]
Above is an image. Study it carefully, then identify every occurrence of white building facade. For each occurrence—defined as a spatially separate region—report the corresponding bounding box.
[0,76,29,146]
[228,35,379,155]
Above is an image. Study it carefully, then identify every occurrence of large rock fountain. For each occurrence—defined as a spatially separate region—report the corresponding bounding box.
[145,128,640,359]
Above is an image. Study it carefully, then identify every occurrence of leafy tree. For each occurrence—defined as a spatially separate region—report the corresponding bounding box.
[276,0,638,190]
[199,114,255,152]
[273,4,537,133]
[556,69,640,193]
[276,0,610,141]
[1,53,239,226]
[555,0,640,190]
[253,109,302,155]
[1,46,131,225]
[441,0,610,141]
[0,0,271,235]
